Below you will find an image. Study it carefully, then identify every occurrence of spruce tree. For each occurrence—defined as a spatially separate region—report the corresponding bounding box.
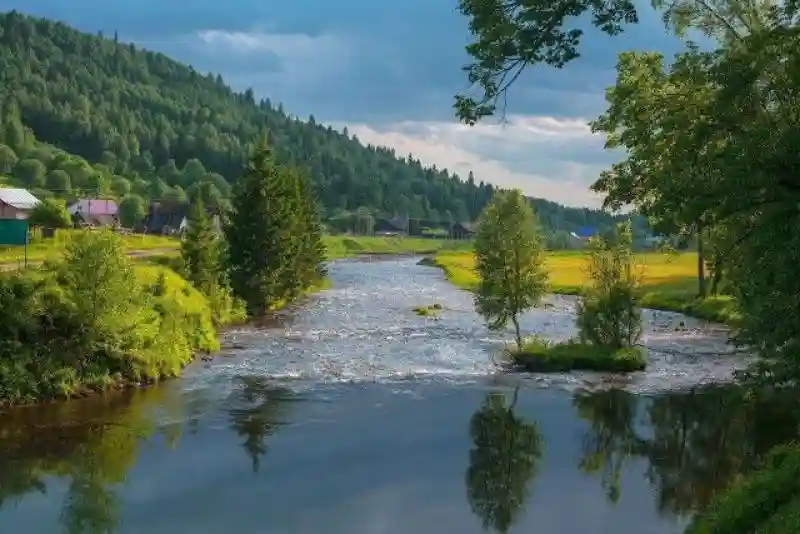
[296,171,327,285]
[181,199,222,296]
[226,138,297,315]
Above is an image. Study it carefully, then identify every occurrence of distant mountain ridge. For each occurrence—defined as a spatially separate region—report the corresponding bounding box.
[0,10,625,235]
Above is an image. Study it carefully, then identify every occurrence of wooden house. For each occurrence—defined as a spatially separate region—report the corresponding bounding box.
[449,221,476,240]
[0,187,40,220]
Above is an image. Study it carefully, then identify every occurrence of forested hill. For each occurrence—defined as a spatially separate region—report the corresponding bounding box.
[0,10,620,232]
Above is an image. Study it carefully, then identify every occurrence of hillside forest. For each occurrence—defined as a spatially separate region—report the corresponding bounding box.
[0,10,631,241]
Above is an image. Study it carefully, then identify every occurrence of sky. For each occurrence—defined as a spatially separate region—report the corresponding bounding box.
[2,0,697,207]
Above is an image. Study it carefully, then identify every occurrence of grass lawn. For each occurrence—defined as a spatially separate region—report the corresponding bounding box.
[430,250,739,324]
[1,232,473,269]
[322,235,472,259]
[0,230,179,265]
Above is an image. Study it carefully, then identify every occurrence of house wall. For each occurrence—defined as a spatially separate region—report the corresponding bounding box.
[0,202,28,220]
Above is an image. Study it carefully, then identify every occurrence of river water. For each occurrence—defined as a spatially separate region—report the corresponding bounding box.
[0,256,792,534]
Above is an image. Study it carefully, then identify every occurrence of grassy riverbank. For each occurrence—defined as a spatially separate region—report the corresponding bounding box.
[0,233,471,268]
[0,235,226,406]
[0,230,177,265]
[0,232,467,405]
[430,251,739,324]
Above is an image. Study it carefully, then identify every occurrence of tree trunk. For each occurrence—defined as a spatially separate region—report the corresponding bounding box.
[710,265,722,296]
[511,314,523,352]
[696,222,707,298]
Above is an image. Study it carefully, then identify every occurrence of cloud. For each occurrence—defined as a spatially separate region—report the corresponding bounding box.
[188,29,361,85]
[333,115,616,208]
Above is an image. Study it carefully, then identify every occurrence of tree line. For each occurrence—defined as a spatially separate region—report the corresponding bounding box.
[0,10,622,237]
[456,0,800,531]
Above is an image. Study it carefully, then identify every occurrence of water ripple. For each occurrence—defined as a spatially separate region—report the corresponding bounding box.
[183,256,748,396]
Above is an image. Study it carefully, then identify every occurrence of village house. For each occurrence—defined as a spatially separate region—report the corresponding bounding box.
[568,226,598,248]
[373,216,408,236]
[0,187,40,220]
[67,198,119,228]
[141,201,221,236]
[449,221,476,240]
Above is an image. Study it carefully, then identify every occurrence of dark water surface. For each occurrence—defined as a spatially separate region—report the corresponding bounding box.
[1,257,788,534]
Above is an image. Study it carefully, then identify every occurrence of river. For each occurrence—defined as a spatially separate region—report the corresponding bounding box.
[0,256,791,534]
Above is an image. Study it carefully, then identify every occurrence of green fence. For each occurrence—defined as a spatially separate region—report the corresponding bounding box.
[0,219,29,246]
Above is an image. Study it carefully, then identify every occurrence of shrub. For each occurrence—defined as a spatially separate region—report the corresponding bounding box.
[0,230,220,404]
[506,337,646,373]
[576,221,642,350]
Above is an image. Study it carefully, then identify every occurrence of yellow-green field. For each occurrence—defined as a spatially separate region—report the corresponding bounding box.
[322,235,471,259]
[431,251,738,324]
[0,230,178,265]
[0,232,471,267]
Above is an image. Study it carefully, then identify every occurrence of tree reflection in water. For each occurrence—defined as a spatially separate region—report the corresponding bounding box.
[465,387,544,534]
[0,387,169,533]
[226,376,297,474]
[574,384,800,517]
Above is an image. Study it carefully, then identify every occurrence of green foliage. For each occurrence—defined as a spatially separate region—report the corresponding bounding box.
[0,230,219,404]
[576,221,642,350]
[590,9,800,385]
[13,158,46,188]
[0,11,622,236]
[181,199,244,326]
[0,143,17,174]
[686,443,800,534]
[474,189,548,349]
[117,194,147,227]
[508,336,646,372]
[226,139,326,316]
[454,0,637,124]
[27,197,72,229]
[466,388,543,534]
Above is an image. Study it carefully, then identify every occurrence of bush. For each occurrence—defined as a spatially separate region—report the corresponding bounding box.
[505,337,646,373]
[576,221,642,350]
[28,197,72,230]
[0,230,221,405]
[686,444,800,534]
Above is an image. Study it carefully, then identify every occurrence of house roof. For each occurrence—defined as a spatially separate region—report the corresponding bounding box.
[68,199,118,216]
[454,221,476,231]
[571,226,597,239]
[0,188,40,210]
[375,217,407,231]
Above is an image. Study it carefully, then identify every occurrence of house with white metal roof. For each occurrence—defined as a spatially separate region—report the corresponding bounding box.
[0,187,41,219]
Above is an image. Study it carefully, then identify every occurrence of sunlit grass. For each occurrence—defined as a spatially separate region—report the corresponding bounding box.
[1,232,472,266]
[431,250,739,324]
[505,336,647,373]
[0,230,178,264]
[322,235,472,259]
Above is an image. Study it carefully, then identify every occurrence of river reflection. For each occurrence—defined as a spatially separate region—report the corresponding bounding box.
[465,387,543,533]
[226,376,298,473]
[574,385,800,518]
[1,381,797,533]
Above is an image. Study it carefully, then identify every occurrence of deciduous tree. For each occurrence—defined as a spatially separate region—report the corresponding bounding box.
[473,189,548,350]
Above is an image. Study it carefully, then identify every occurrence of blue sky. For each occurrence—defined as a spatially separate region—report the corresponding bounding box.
[3,0,696,207]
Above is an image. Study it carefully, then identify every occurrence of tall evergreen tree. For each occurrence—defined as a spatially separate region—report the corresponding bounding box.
[226,138,324,315]
[181,199,222,296]
[290,167,327,290]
